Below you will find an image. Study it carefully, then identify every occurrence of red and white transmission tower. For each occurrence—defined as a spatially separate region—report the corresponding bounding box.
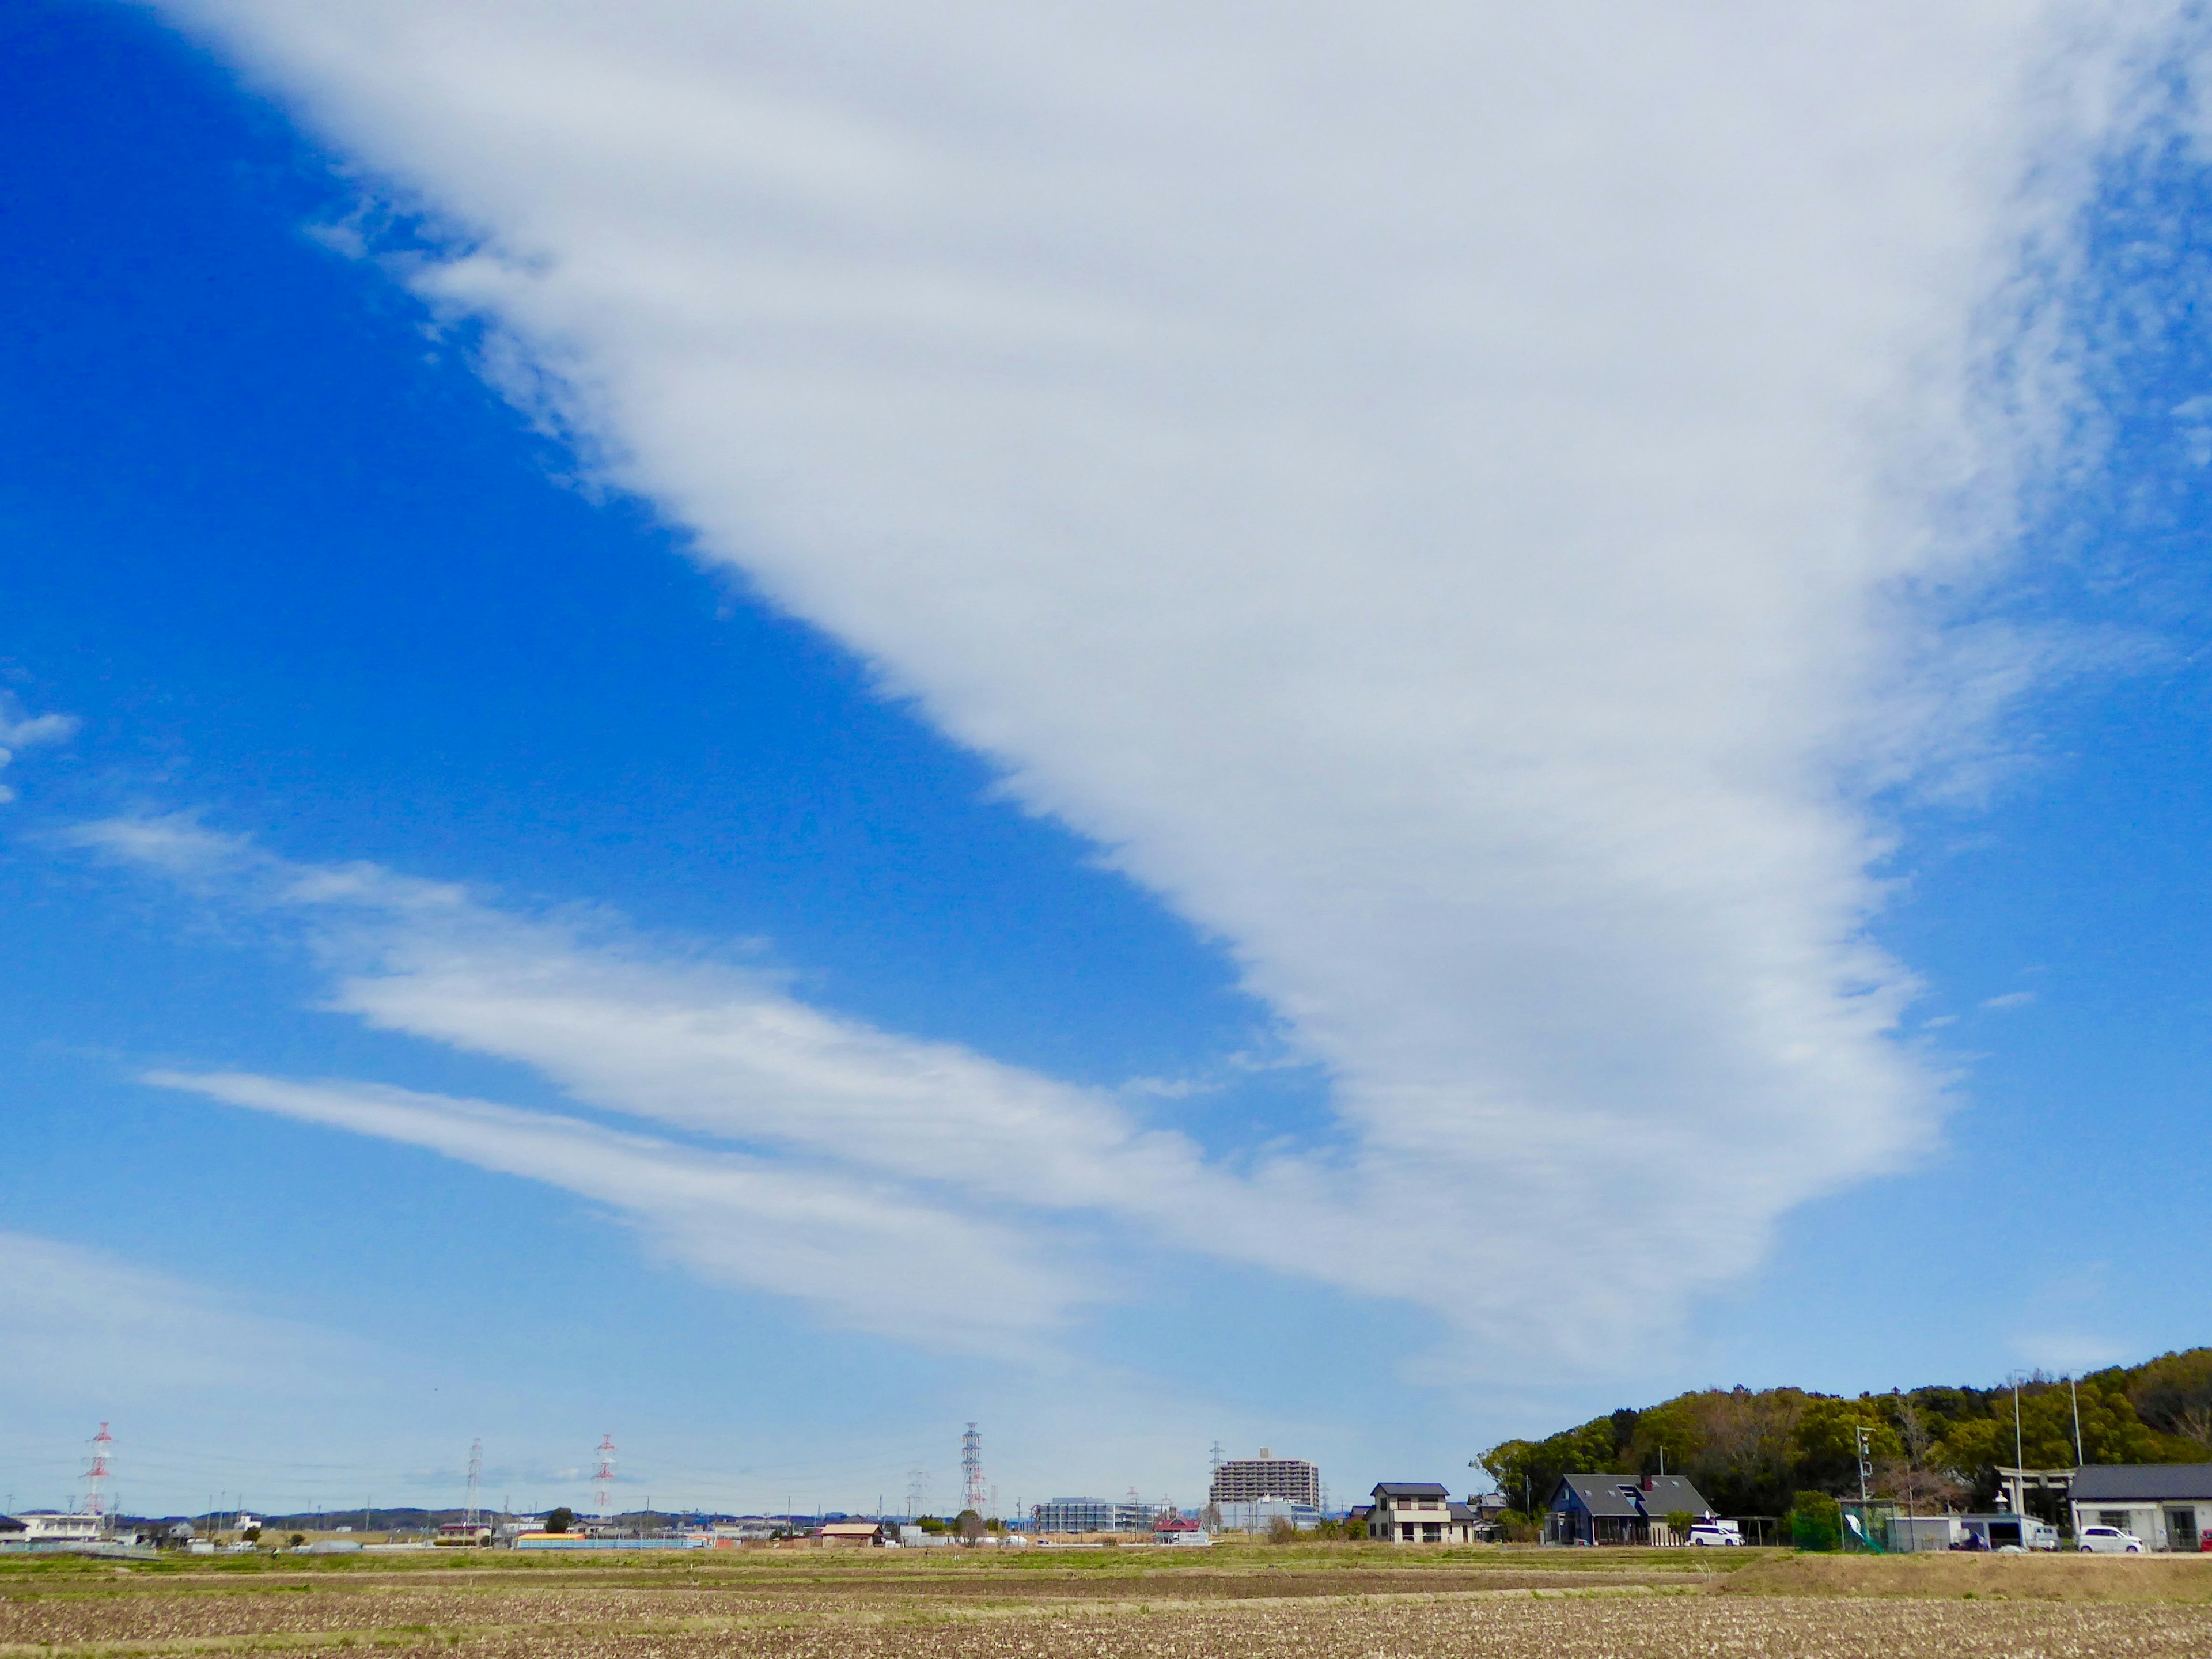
[960,1423,985,1516]
[592,1434,617,1519]
[84,1423,114,1521]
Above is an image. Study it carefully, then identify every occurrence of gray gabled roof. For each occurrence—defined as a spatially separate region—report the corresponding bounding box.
[2072,1464,2212,1502]
[1552,1473,1711,1518]
[1371,1482,1451,1498]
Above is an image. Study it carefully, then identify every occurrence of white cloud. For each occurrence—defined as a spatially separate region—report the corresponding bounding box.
[81,819,1397,1348]
[0,695,77,804]
[1981,990,2038,1010]
[144,1070,1086,1353]
[130,1,2186,1366]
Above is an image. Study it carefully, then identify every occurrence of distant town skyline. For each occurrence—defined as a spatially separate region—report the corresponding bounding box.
[6,1,2212,1514]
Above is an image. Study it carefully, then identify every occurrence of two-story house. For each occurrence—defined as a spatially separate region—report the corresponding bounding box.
[1366,1482,1479,1543]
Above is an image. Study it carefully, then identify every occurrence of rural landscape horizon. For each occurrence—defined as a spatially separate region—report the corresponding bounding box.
[7,2,2212,1650]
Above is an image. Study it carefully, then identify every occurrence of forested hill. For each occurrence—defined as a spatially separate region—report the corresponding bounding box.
[1478,1347,2212,1522]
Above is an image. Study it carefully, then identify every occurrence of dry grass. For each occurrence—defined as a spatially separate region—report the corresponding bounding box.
[2,1546,2206,1659]
[1717,1551,2212,1603]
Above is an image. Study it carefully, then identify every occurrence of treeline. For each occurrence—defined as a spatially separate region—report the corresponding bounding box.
[1479,1347,2212,1523]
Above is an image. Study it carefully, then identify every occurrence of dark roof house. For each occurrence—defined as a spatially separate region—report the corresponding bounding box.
[1546,1474,1713,1546]
[2070,1464,2212,1552]
[2071,1465,2212,1503]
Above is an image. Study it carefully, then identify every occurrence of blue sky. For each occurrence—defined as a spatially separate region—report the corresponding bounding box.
[3,0,2210,1519]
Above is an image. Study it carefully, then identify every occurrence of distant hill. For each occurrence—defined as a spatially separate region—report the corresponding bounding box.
[1478,1347,2212,1521]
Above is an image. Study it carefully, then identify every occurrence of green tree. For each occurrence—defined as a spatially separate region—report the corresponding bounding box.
[1791,1397,1899,1492]
[545,1508,574,1535]
[1788,1491,1840,1551]
[1630,1397,1706,1478]
[2127,1350,2212,1451]
[1478,1415,1623,1517]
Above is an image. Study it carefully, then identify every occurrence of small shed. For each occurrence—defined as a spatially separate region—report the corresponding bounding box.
[1545,1474,1713,1546]
[816,1521,886,1548]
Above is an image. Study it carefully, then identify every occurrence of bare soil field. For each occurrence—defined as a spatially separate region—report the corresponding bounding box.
[3,1546,2207,1659]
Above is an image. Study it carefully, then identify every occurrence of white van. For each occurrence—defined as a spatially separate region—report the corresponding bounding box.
[1686,1520,1742,1547]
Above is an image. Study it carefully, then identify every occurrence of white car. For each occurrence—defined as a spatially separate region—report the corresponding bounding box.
[1686,1521,1743,1547]
[2077,1525,2143,1554]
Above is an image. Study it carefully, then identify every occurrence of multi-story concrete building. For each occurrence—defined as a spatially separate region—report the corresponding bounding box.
[1031,1497,1157,1533]
[1208,1450,1321,1509]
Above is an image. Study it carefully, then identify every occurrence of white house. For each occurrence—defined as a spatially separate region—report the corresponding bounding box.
[1366,1483,1479,1544]
[1,1512,102,1547]
[2070,1465,2212,1552]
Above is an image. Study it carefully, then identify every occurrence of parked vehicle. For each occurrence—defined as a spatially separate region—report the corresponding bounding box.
[1686,1521,1743,1547]
[1960,1516,2059,1552]
[2077,1525,2143,1554]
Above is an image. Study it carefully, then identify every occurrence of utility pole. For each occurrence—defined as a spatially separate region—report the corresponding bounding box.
[2070,1377,2085,1465]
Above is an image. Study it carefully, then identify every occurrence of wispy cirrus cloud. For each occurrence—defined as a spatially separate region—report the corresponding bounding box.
[131,0,2191,1369]
[78,816,1384,1354]
[145,1071,1086,1352]
[0,695,76,804]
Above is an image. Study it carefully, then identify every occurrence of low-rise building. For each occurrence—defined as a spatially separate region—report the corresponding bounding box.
[1366,1483,1479,1544]
[2,1512,102,1546]
[1216,1499,1321,1533]
[1032,1497,1157,1533]
[1544,1475,1712,1546]
[2070,1465,2212,1552]
[816,1521,885,1548]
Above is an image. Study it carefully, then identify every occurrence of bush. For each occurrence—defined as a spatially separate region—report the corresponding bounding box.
[1789,1491,1842,1551]
[1491,1508,1539,1543]
[288,1534,306,1548]
[1267,1517,1298,1544]
[545,1508,574,1535]
[1664,1510,1695,1540]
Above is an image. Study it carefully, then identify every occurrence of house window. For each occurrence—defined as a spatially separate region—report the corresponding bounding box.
[2097,1511,2129,1530]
